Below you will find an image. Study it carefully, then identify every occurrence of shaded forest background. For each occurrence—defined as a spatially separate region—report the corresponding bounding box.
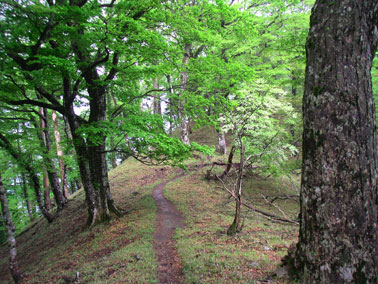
[0,1,378,283]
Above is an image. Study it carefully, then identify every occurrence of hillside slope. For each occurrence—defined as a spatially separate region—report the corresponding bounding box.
[0,153,299,283]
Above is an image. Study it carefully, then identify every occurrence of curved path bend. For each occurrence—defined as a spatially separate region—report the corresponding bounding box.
[153,174,186,284]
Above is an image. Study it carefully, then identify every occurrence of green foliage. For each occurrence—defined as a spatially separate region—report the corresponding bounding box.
[220,79,297,175]
[0,0,314,230]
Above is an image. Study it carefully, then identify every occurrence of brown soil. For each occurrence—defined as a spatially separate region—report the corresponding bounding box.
[153,173,186,284]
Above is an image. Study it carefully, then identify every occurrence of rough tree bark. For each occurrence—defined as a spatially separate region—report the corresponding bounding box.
[0,173,23,284]
[293,1,378,283]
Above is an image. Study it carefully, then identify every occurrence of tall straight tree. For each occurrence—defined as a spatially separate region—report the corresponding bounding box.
[0,173,23,284]
[293,1,378,282]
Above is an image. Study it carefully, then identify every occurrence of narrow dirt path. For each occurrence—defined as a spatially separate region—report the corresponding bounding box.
[153,174,186,284]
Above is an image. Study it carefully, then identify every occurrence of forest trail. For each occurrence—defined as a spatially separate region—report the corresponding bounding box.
[153,173,186,284]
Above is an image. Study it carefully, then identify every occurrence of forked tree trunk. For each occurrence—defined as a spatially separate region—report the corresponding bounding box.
[227,145,244,235]
[293,1,378,282]
[0,174,23,284]
[64,91,121,227]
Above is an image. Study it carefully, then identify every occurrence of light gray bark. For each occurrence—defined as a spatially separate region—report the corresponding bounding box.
[179,43,191,145]
[216,126,227,155]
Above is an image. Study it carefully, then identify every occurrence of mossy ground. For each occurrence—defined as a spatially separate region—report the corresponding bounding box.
[0,153,300,283]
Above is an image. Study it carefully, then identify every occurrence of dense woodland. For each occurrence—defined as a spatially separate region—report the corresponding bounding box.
[0,0,377,283]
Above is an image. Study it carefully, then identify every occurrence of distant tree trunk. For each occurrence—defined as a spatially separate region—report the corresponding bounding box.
[216,126,227,155]
[52,110,69,198]
[293,1,378,282]
[291,71,298,97]
[153,78,162,116]
[166,75,176,134]
[221,145,235,178]
[0,173,23,284]
[36,108,67,209]
[42,168,51,211]
[16,130,34,222]
[227,144,244,235]
[109,95,119,169]
[179,43,191,145]
[0,133,54,223]
[20,173,34,222]
[63,115,83,192]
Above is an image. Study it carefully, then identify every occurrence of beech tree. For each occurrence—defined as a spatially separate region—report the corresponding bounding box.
[292,1,378,282]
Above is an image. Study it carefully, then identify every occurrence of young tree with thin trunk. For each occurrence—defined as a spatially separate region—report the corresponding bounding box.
[291,1,378,282]
[220,80,297,235]
[0,173,23,284]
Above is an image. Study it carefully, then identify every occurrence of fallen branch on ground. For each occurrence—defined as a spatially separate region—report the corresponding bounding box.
[215,174,299,225]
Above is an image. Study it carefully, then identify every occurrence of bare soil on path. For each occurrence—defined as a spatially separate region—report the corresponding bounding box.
[153,173,186,284]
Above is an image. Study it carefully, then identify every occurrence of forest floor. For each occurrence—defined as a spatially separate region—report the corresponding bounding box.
[0,127,301,283]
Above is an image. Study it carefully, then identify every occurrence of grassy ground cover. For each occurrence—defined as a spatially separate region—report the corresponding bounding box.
[164,163,299,284]
[0,154,299,283]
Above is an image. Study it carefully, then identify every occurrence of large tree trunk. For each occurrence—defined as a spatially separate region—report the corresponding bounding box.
[64,86,121,227]
[87,83,122,222]
[64,111,101,227]
[0,173,23,284]
[294,1,378,283]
